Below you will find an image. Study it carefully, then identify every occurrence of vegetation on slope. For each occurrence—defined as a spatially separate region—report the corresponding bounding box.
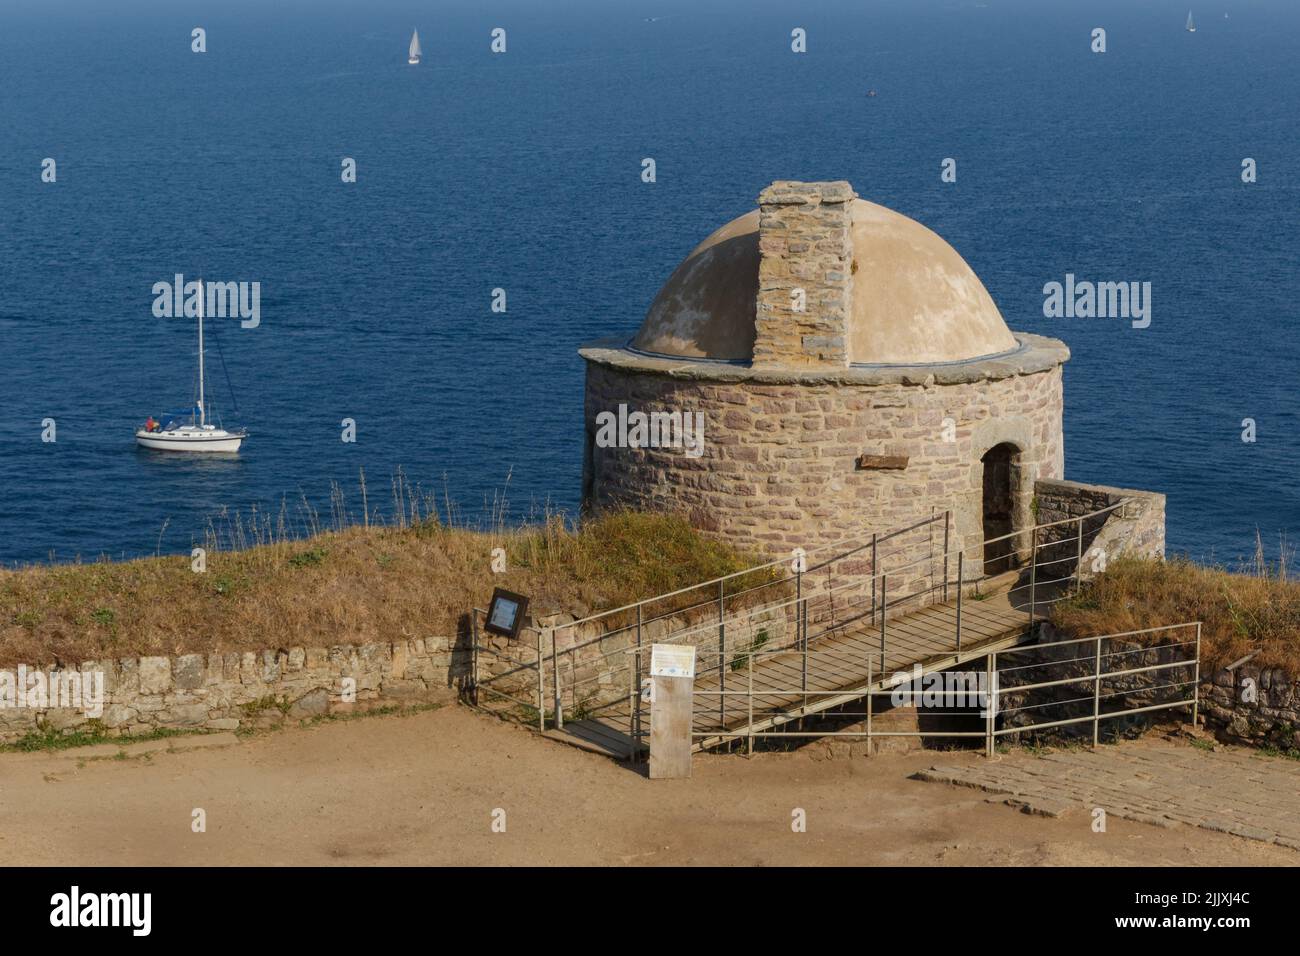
[0,511,773,668]
[1051,553,1300,673]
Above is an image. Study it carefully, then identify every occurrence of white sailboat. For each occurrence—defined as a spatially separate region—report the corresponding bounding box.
[1186,11,1196,32]
[136,279,248,453]
[408,29,421,65]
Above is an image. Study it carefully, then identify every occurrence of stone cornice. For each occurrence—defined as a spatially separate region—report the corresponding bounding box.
[579,333,1069,386]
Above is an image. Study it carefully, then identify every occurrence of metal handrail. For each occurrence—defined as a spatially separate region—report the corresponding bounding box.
[475,497,1144,740]
[530,527,936,691]
[558,512,946,631]
[617,497,1129,659]
[685,621,1201,756]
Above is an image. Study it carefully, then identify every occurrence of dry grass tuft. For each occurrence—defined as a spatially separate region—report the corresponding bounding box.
[1051,552,1300,672]
[0,510,769,668]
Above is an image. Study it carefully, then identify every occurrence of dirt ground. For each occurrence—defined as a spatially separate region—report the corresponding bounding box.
[1,705,1294,866]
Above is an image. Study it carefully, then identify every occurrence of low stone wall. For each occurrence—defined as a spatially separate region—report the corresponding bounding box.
[0,637,462,743]
[1202,662,1300,751]
[1033,478,1165,581]
[996,624,1300,752]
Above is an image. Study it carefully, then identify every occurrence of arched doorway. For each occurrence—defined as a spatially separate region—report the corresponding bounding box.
[981,443,1020,575]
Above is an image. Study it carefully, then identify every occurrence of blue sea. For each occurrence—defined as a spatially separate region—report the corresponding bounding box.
[1,0,1297,567]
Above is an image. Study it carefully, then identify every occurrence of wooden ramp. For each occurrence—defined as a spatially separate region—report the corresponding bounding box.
[542,589,1041,759]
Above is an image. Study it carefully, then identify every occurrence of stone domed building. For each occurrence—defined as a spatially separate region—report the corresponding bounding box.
[580,181,1162,572]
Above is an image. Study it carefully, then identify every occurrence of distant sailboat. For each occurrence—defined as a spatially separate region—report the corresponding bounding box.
[408,29,421,65]
[136,279,248,453]
[1186,11,1196,32]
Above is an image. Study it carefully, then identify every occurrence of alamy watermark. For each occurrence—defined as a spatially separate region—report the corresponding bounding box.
[151,273,261,328]
[1042,273,1151,328]
[0,666,105,717]
[594,403,705,458]
[890,665,998,718]
[50,886,151,936]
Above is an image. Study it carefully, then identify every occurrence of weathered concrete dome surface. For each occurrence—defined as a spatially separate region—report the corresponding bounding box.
[632,199,1019,366]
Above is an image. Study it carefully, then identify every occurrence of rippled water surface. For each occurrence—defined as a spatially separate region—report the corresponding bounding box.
[1,0,1297,566]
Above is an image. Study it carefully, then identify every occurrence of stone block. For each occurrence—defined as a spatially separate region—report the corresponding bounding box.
[165,702,210,727]
[173,654,205,690]
[288,688,329,718]
[260,649,281,683]
[102,703,138,729]
[138,657,172,695]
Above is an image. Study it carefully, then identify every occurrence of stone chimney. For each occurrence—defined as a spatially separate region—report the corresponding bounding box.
[752,180,856,369]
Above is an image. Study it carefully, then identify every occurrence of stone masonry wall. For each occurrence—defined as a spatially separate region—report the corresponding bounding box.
[1203,662,1300,750]
[1034,477,1166,582]
[753,180,855,369]
[0,637,461,743]
[584,360,1065,577]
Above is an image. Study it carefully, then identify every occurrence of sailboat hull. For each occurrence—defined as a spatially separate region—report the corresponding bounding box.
[135,429,246,453]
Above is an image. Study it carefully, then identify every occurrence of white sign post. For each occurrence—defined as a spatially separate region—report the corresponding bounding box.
[649,643,695,778]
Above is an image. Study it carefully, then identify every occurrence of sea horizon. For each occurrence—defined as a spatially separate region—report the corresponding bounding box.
[2,0,1298,568]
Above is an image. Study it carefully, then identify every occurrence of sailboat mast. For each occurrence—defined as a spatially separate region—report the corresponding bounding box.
[198,277,206,427]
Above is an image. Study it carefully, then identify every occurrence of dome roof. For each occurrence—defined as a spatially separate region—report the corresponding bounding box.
[632,198,1019,366]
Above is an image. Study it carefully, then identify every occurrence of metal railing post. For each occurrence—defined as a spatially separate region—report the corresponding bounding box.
[535,628,545,732]
[1092,636,1102,748]
[985,652,996,758]
[1192,622,1202,728]
[956,552,964,653]
[879,573,887,673]
[802,640,809,711]
[801,589,808,653]
[942,510,951,602]
[866,655,873,756]
[635,604,643,751]
[795,567,802,650]
[552,628,563,730]
[1075,515,1084,595]
[627,655,636,759]
[871,533,878,625]
[747,652,754,755]
[718,580,726,729]
[798,567,808,701]
[1029,525,1038,618]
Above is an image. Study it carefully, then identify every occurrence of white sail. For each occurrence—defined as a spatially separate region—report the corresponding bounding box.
[1186,11,1195,31]
[409,29,421,62]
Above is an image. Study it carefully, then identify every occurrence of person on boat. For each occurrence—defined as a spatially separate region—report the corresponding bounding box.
[145,416,158,433]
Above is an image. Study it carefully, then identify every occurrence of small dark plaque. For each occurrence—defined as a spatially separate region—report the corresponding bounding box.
[856,454,909,470]
[484,588,529,640]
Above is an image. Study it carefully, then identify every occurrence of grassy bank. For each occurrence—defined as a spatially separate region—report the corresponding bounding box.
[0,511,772,668]
[1051,555,1300,672]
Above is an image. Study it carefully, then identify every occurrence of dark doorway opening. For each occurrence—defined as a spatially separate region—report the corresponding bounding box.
[981,443,1019,575]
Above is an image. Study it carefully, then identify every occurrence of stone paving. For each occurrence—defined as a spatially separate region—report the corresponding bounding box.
[915,742,1300,850]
